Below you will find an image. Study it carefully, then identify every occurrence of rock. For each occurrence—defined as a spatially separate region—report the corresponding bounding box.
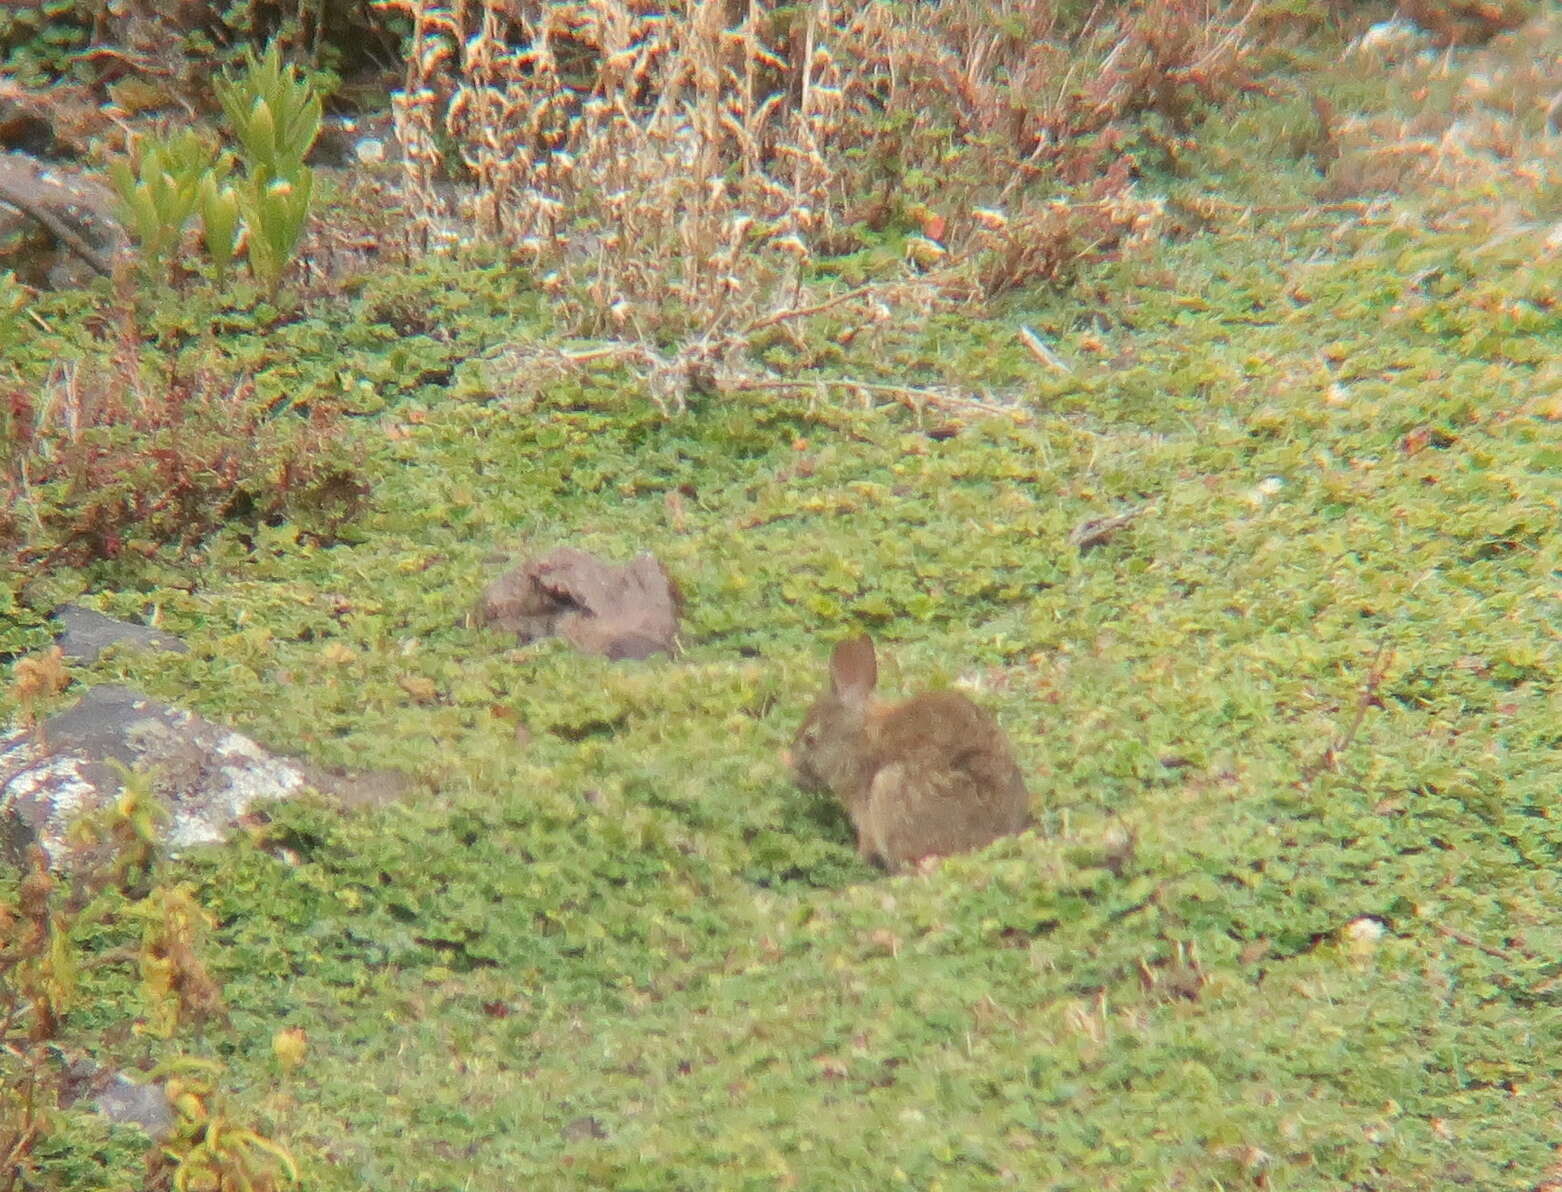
[310,111,401,168]
[1349,17,1425,59]
[308,765,413,812]
[560,1115,608,1142]
[0,80,110,160]
[0,685,409,870]
[58,1057,176,1140]
[53,605,188,664]
[0,151,124,287]
[93,1072,177,1140]
[0,98,55,157]
[473,548,683,661]
[1397,0,1529,45]
[97,1,215,80]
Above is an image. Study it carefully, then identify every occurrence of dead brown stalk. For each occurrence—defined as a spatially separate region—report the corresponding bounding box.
[1301,641,1395,783]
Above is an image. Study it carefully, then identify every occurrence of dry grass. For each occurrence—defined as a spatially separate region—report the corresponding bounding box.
[1326,9,1562,213]
[374,0,1258,410]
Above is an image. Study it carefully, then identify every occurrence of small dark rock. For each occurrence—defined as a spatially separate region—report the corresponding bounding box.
[54,605,188,665]
[0,107,54,157]
[560,1116,608,1142]
[0,82,109,160]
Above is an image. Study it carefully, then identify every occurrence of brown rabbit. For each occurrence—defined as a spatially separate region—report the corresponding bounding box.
[786,634,1030,872]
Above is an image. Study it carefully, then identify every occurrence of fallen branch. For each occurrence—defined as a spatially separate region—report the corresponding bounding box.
[744,284,881,334]
[1070,504,1152,552]
[1173,196,1379,217]
[0,181,113,278]
[729,376,1019,418]
[1019,325,1074,374]
[1430,920,1532,965]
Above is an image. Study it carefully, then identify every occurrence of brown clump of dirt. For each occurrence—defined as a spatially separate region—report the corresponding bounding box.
[473,547,683,661]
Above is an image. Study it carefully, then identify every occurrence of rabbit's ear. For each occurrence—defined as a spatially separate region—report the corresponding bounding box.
[830,634,878,701]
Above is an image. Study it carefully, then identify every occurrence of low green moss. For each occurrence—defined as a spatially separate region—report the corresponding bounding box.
[6,14,1562,1189]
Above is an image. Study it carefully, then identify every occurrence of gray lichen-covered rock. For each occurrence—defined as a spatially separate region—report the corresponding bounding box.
[0,685,306,867]
[58,1056,177,1141]
[53,605,188,664]
[0,685,407,869]
[93,1072,177,1140]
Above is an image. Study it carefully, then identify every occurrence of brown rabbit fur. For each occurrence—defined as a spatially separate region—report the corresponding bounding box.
[787,634,1030,872]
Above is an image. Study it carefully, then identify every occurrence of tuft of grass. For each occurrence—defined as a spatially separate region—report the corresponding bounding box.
[0,791,294,1192]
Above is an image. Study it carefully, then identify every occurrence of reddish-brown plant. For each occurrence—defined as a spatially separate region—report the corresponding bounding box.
[1,340,362,570]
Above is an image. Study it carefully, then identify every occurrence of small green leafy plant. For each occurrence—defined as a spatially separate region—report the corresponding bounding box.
[108,130,231,279]
[215,42,322,292]
[152,1058,299,1192]
[109,42,322,292]
[0,761,292,1192]
[214,43,322,183]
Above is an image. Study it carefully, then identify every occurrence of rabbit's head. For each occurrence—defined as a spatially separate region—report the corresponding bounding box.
[786,634,879,799]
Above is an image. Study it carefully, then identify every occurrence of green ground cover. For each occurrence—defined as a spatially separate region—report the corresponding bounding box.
[3,9,1560,1190]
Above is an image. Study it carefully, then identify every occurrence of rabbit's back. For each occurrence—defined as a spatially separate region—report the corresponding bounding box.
[860,691,1029,869]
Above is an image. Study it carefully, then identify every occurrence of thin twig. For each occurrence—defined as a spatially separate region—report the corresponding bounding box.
[1019,325,1074,374]
[1176,197,1377,216]
[744,284,880,334]
[2,1120,39,1187]
[1070,503,1152,552]
[1430,920,1532,965]
[730,376,1016,417]
[556,344,639,365]
[1301,641,1394,782]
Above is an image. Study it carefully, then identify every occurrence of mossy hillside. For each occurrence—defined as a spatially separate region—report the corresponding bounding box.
[7,177,1556,1188]
[5,21,1562,1190]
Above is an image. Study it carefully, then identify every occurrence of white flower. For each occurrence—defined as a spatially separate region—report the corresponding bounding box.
[1245,476,1284,507]
[1344,917,1385,943]
[1342,917,1387,958]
